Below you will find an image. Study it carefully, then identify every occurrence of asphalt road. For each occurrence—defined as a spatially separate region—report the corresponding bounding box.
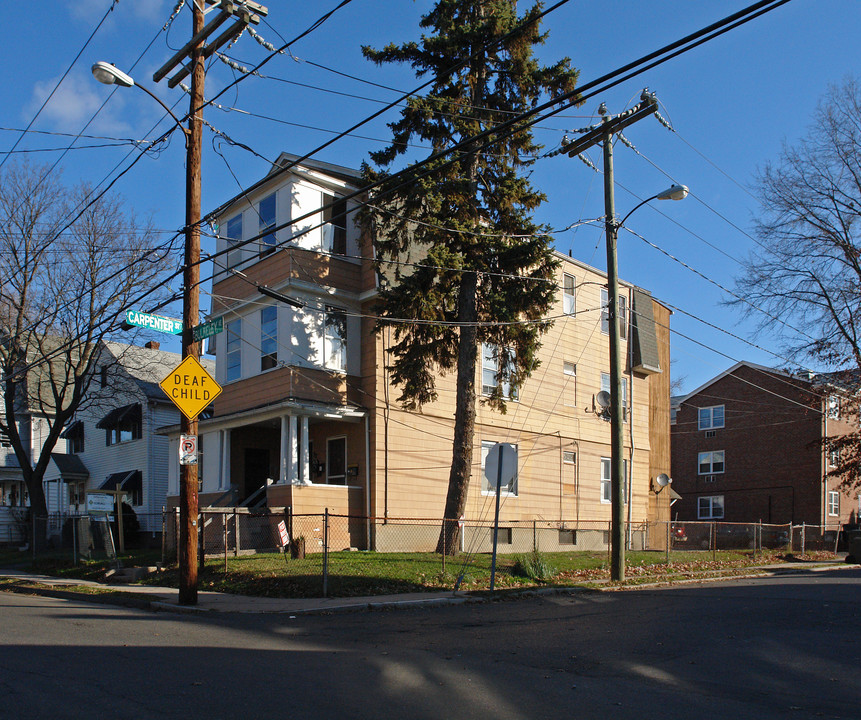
[1,568,859,720]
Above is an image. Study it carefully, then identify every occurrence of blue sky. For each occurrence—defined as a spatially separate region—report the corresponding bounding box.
[2,0,859,395]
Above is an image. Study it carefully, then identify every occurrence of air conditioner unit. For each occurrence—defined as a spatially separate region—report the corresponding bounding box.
[705,430,716,438]
[703,474,717,483]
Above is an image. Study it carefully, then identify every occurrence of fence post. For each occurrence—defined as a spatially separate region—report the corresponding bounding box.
[233,508,239,557]
[322,509,329,598]
[801,522,806,555]
[533,520,537,552]
[666,521,670,564]
[161,507,166,568]
[711,522,716,561]
[174,507,180,563]
[607,521,612,566]
[199,510,206,571]
[32,516,36,561]
[442,520,446,574]
[223,511,228,573]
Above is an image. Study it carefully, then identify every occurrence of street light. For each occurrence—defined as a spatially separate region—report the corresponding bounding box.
[92,51,204,605]
[91,62,189,141]
[605,175,688,582]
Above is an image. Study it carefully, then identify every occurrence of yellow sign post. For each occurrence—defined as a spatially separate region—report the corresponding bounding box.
[159,355,222,420]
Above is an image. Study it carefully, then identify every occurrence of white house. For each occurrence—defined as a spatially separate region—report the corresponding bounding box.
[44,340,214,535]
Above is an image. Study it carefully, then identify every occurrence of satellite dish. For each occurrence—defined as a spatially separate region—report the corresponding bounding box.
[656,473,671,487]
[595,391,611,409]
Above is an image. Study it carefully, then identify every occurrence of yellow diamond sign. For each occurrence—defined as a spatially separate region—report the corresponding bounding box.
[160,355,222,420]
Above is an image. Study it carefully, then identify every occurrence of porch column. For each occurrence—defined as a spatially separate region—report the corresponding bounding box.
[289,416,299,484]
[280,415,298,484]
[300,416,310,484]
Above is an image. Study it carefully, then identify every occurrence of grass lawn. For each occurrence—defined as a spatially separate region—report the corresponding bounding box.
[1,545,828,599]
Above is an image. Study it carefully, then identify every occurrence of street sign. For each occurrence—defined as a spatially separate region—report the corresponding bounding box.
[179,435,198,465]
[484,443,517,490]
[125,310,183,335]
[277,520,290,547]
[159,355,222,420]
[192,316,223,343]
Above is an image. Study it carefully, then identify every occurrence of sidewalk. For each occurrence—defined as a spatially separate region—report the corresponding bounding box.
[0,559,855,615]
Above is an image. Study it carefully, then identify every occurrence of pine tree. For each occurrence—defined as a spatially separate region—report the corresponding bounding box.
[361,1,579,553]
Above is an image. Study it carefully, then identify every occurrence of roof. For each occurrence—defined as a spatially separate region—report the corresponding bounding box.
[96,403,141,429]
[100,469,141,495]
[206,151,363,222]
[101,341,214,402]
[50,453,89,480]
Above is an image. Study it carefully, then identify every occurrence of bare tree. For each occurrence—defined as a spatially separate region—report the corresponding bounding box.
[732,77,861,493]
[0,162,173,531]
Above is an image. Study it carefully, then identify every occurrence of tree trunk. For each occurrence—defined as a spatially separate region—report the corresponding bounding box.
[437,270,478,554]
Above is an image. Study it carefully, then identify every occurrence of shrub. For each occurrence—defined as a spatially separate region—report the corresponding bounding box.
[512,550,556,582]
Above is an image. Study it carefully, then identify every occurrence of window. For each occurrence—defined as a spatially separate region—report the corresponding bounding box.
[482,343,517,400]
[63,421,84,454]
[698,405,725,430]
[98,404,142,446]
[258,193,277,254]
[828,490,839,516]
[562,273,575,314]
[827,395,840,419]
[600,373,628,419]
[226,319,242,382]
[600,457,628,504]
[600,288,627,339]
[323,193,347,255]
[0,427,11,448]
[698,495,724,519]
[480,440,518,495]
[698,450,725,475]
[100,367,108,388]
[563,362,576,406]
[326,437,347,485]
[225,214,242,267]
[325,307,347,372]
[260,306,277,371]
[829,446,840,467]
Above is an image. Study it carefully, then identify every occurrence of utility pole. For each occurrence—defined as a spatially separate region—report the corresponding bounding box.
[149,0,265,605]
[177,0,205,607]
[560,92,659,582]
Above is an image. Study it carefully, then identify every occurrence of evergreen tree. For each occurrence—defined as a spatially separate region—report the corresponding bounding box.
[361,0,578,553]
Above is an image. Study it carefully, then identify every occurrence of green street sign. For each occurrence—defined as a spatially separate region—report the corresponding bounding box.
[125,310,183,335]
[192,317,223,343]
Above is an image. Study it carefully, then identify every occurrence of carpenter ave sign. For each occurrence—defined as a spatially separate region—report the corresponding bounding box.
[159,355,221,420]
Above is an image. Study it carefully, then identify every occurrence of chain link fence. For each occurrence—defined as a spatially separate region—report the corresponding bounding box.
[15,512,847,598]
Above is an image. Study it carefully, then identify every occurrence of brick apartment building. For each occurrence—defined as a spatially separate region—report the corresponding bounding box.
[671,361,860,527]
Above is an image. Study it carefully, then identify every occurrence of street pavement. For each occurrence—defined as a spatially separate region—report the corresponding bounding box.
[0,557,854,614]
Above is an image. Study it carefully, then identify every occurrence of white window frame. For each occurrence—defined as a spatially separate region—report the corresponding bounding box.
[324,307,347,373]
[322,193,348,255]
[698,495,724,519]
[563,361,576,407]
[480,440,518,496]
[827,395,840,419]
[828,490,839,516]
[698,450,725,475]
[562,273,575,315]
[600,287,627,339]
[226,318,242,382]
[698,405,725,430]
[829,446,840,468]
[260,306,277,371]
[600,457,627,504]
[258,193,277,254]
[481,343,517,401]
[600,372,628,420]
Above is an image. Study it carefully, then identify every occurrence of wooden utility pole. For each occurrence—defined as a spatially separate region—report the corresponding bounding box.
[148,0,265,605]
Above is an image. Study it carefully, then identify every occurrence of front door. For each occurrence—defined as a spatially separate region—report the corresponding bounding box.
[243,448,270,503]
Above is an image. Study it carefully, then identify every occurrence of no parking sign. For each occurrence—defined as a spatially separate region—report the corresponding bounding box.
[179,434,198,466]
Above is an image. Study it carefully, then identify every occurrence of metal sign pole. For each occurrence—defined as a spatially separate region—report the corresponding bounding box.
[490,446,505,592]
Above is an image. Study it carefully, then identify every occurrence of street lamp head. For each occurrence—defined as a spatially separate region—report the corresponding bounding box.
[655,184,689,202]
[91,61,135,88]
